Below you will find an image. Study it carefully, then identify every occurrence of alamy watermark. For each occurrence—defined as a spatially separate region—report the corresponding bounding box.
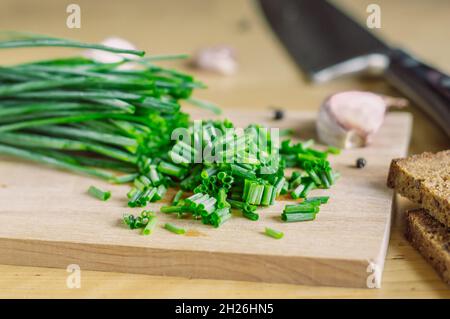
[366,4,381,29]
[66,4,81,29]
[66,264,81,288]
[366,261,381,288]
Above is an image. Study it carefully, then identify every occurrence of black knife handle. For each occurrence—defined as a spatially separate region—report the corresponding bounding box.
[384,49,450,137]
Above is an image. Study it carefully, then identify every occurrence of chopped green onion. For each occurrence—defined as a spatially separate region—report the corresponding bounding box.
[265,227,284,239]
[127,187,138,199]
[217,171,227,181]
[134,178,146,191]
[164,223,186,235]
[244,203,257,212]
[281,212,316,222]
[273,176,286,196]
[230,164,256,180]
[172,190,184,205]
[210,208,231,228]
[291,184,305,200]
[149,165,161,186]
[261,184,274,206]
[160,205,187,214]
[142,215,158,235]
[87,185,111,201]
[300,181,316,198]
[303,196,329,205]
[128,189,143,208]
[157,161,186,178]
[152,184,167,202]
[216,187,230,209]
[289,174,303,189]
[280,182,289,195]
[227,199,245,209]
[246,183,264,205]
[304,167,322,186]
[283,203,319,214]
[243,210,259,221]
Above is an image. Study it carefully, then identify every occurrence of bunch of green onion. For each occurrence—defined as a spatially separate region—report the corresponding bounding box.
[0,33,205,182]
[0,33,340,229]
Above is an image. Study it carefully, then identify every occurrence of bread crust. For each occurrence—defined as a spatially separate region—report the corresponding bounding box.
[405,209,449,285]
[387,150,450,227]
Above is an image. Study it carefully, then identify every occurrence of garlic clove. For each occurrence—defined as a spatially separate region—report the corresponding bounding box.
[193,46,237,75]
[316,91,408,148]
[83,37,138,70]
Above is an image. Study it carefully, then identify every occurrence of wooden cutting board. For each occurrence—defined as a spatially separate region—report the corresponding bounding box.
[0,110,412,288]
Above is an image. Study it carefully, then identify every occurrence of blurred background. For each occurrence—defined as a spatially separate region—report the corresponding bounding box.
[0,0,449,152]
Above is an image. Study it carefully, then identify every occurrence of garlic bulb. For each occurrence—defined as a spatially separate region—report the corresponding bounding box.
[316,91,407,148]
[193,46,237,75]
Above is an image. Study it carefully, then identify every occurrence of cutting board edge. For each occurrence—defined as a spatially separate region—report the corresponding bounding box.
[0,236,376,288]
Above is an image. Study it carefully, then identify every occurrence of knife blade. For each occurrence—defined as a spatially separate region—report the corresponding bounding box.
[258,0,450,137]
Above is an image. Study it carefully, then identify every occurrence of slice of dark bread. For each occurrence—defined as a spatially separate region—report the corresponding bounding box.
[405,209,449,285]
[387,150,450,228]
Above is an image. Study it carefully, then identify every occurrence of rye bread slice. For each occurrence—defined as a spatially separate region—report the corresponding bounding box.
[405,209,449,285]
[387,150,450,227]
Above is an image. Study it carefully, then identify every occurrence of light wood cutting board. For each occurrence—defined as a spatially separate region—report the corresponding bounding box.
[0,110,412,288]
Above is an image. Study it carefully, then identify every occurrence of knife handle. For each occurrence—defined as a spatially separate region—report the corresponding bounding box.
[384,49,450,138]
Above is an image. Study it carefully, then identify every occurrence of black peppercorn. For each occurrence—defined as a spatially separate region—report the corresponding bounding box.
[356,158,366,168]
[273,109,284,120]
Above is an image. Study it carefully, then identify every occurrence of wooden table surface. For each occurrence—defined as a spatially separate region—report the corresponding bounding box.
[0,0,449,298]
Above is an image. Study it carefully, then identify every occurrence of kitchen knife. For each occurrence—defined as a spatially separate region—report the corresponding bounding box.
[258,0,450,137]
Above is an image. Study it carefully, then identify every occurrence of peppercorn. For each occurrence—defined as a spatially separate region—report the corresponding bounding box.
[273,109,284,120]
[356,158,366,168]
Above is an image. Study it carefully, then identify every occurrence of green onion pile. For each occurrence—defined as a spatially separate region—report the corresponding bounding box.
[123,210,158,235]
[0,33,340,232]
[155,120,339,228]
